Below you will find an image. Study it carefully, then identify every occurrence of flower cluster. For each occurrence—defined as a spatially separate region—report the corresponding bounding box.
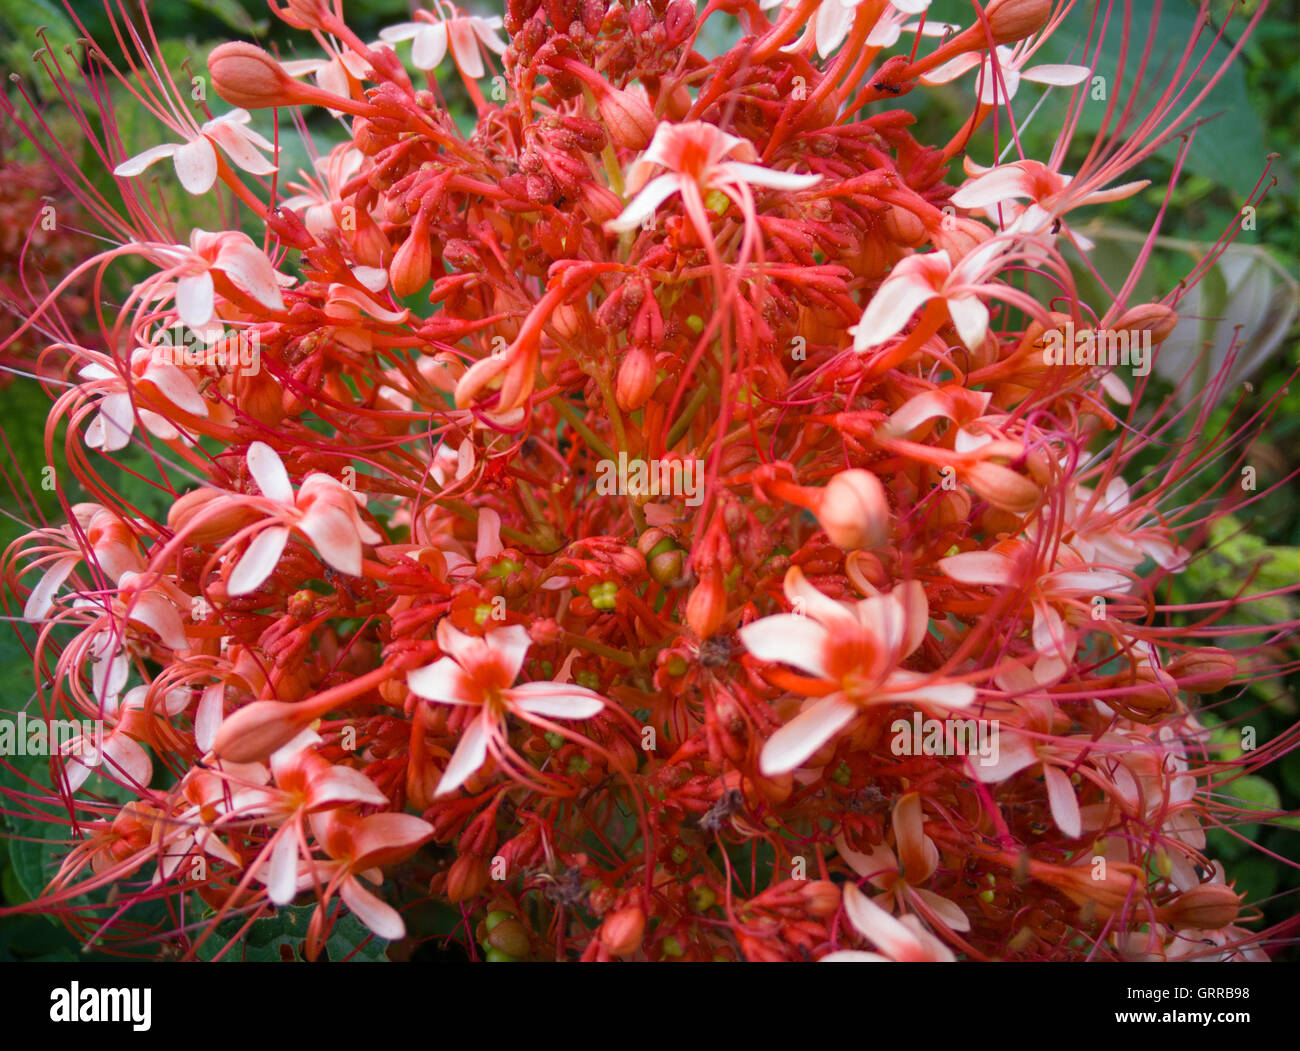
[0,0,1293,961]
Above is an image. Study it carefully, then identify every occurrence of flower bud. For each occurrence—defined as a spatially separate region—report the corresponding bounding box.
[964,461,1040,515]
[1113,302,1178,345]
[984,0,1052,44]
[212,700,315,762]
[1167,648,1237,694]
[208,42,303,109]
[208,41,368,114]
[815,469,891,550]
[685,566,728,638]
[1159,882,1241,931]
[167,488,260,545]
[446,854,489,903]
[594,83,656,151]
[800,880,842,918]
[600,905,645,956]
[616,344,657,411]
[390,219,432,298]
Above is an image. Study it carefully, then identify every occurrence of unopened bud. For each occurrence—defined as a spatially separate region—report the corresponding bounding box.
[815,469,891,550]
[1167,648,1237,694]
[984,0,1052,44]
[600,905,646,956]
[1113,303,1178,345]
[616,344,657,411]
[446,854,489,903]
[594,83,656,151]
[685,566,728,638]
[1159,882,1241,931]
[964,461,1040,515]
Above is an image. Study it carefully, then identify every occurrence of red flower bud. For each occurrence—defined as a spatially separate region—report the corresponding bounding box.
[600,905,646,956]
[815,470,891,550]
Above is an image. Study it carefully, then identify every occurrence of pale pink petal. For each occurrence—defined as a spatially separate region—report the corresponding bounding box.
[969,730,1038,782]
[946,293,989,350]
[783,565,858,628]
[950,165,1037,209]
[912,887,972,932]
[206,122,276,176]
[476,507,503,560]
[975,64,1020,105]
[721,161,822,191]
[101,733,152,788]
[228,525,291,596]
[407,657,473,705]
[171,135,219,194]
[340,876,406,940]
[143,363,208,418]
[448,20,485,78]
[814,0,855,56]
[196,683,224,753]
[606,174,684,233]
[835,832,897,883]
[1044,764,1082,838]
[485,623,531,681]
[472,17,508,54]
[266,828,302,905]
[510,682,606,720]
[1020,63,1090,87]
[297,503,363,576]
[852,253,950,351]
[938,551,1014,586]
[113,142,179,177]
[920,52,981,85]
[759,693,857,776]
[435,716,490,796]
[86,393,135,451]
[884,672,977,709]
[247,441,294,504]
[128,592,188,650]
[306,765,390,808]
[738,614,831,679]
[843,883,923,957]
[175,273,216,330]
[1031,599,1066,656]
[215,240,286,312]
[24,555,78,621]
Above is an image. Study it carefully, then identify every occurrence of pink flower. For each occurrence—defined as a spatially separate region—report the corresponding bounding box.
[226,442,383,595]
[951,158,1147,254]
[113,109,276,195]
[379,1,507,79]
[79,347,209,452]
[307,809,434,941]
[823,882,956,961]
[407,620,608,796]
[835,793,971,934]
[939,542,1131,684]
[851,247,998,353]
[148,229,287,331]
[739,567,976,775]
[922,44,1088,104]
[606,121,821,235]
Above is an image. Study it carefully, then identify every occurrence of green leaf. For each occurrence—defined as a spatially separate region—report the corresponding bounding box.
[0,0,79,82]
[180,0,269,35]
